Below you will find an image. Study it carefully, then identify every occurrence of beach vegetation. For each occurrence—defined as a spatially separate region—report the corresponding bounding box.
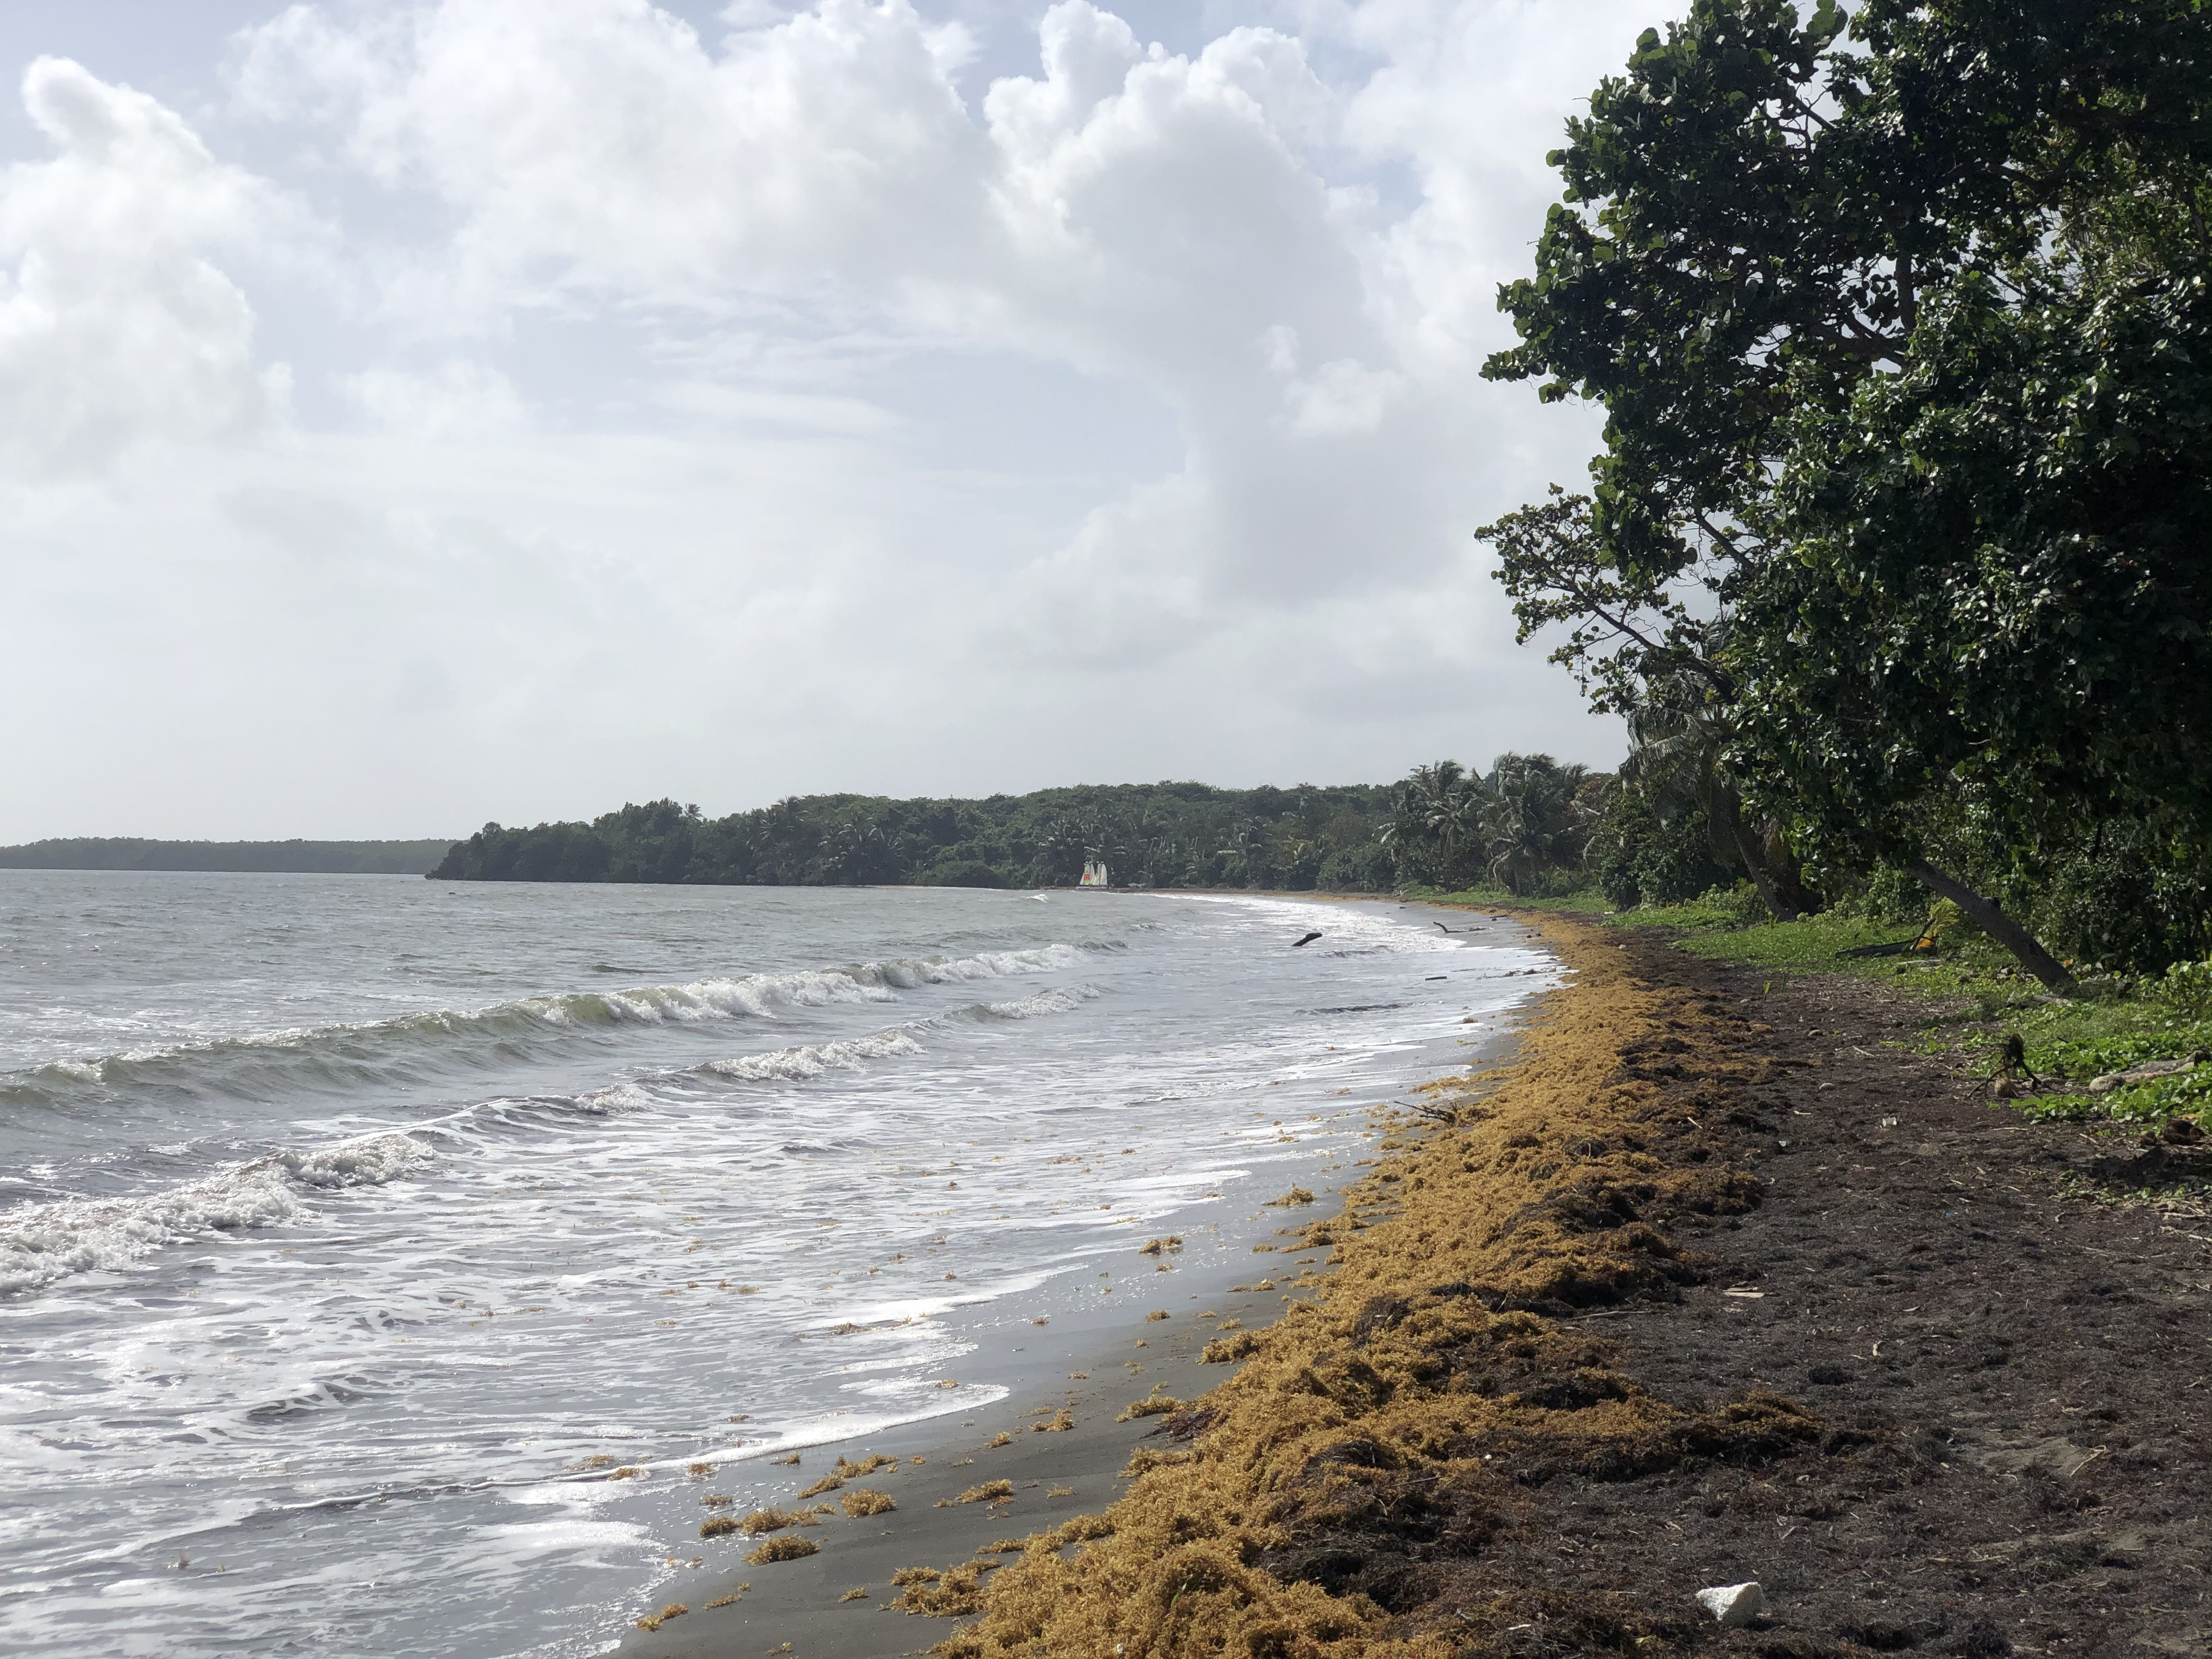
[953,1480,1014,1504]
[840,1488,896,1517]
[1478,0,2212,985]
[1590,895,2212,1143]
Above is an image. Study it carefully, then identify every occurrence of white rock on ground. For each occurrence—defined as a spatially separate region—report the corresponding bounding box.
[1694,1582,1765,1628]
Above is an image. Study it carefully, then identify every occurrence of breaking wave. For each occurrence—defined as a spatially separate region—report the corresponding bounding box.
[966,985,1102,1020]
[703,1027,927,1083]
[1,944,1088,1111]
[0,1131,432,1297]
[614,985,1104,1094]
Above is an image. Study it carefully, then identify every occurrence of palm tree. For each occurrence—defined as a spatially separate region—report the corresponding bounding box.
[1382,761,1485,886]
[1475,754,1592,895]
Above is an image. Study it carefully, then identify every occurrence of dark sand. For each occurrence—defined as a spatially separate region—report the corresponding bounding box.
[621,1269,1299,1658]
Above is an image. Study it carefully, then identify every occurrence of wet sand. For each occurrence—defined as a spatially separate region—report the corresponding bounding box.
[620,1261,1306,1658]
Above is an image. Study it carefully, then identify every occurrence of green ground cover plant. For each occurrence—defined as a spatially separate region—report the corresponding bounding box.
[1566,886,2212,1145]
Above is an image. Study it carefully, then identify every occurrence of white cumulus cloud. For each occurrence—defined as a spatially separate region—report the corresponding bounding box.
[0,1,1662,838]
[0,57,293,475]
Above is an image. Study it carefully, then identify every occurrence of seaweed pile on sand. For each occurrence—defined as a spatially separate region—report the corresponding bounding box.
[928,914,1822,1658]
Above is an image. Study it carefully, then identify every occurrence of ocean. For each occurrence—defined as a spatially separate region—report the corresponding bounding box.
[0,872,1554,1656]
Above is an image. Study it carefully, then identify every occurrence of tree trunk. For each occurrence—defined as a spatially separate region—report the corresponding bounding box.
[1710,784,1799,921]
[1906,860,2077,994]
[1760,820,1824,917]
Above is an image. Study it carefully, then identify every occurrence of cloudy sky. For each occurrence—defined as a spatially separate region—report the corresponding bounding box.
[0,0,1647,841]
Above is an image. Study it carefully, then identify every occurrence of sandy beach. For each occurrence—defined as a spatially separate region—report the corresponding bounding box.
[644,909,2212,1659]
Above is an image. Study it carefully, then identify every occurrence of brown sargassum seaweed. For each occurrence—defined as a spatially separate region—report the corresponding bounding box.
[931,914,1820,1658]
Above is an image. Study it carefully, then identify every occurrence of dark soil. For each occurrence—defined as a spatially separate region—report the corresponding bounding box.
[1409,934,2212,1659]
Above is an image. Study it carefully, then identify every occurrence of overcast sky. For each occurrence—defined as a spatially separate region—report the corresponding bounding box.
[0,0,1649,841]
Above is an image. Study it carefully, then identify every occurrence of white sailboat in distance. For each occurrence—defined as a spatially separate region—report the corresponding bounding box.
[1078,858,1110,888]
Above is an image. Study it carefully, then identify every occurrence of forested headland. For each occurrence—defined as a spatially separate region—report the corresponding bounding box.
[0,838,458,875]
[430,782,1404,891]
[427,761,1639,895]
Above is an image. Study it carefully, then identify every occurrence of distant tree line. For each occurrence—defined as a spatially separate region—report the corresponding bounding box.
[0,838,457,875]
[1480,0,2212,985]
[430,783,1403,891]
[430,763,1650,895]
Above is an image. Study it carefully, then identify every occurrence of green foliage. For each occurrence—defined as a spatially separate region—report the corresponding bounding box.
[2150,959,2212,1021]
[429,782,1399,891]
[1482,0,2212,977]
[1381,754,1607,895]
[1589,779,1731,911]
[1599,897,2212,1132]
[921,860,1006,889]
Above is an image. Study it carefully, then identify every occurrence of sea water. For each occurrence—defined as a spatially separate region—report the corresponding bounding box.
[0,873,1555,1656]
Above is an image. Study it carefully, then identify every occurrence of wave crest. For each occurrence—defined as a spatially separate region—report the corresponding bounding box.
[0,1131,431,1297]
[3,945,1088,1110]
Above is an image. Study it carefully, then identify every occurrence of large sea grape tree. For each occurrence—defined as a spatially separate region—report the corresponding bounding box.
[1481,0,2212,986]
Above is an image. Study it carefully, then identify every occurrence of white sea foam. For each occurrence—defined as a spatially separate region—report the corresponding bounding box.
[971,984,1102,1019]
[702,1027,925,1082]
[0,1131,431,1296]
[1,943,1089,1110]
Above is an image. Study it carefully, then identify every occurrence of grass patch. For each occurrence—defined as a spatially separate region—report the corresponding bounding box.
[1516,889,2212,1138]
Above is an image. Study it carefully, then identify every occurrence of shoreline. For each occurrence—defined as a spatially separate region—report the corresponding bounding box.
[846,906,2212,1659]
[605,906,1553,1656]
